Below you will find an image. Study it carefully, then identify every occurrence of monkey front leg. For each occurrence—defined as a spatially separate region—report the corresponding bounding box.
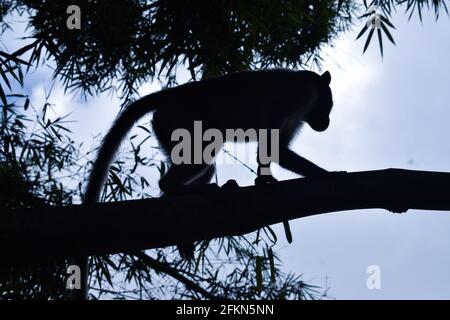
[255,138,278,185]
[277,147,328,177]
[255,164,278,185]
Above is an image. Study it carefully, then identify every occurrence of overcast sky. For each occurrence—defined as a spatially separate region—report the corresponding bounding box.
[3,8,450,299]
[278,11,450,299]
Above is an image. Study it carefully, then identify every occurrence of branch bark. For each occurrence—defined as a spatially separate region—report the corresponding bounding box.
[2,169,450,264]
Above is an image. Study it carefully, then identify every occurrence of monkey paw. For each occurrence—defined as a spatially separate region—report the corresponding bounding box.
[255,175,278,186]
[222,179,239,191]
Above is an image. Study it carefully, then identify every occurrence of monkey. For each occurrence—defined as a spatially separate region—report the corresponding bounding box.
[79,69,333,295]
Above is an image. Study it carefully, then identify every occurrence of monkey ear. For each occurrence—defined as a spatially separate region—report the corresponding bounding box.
[320,71,331,85]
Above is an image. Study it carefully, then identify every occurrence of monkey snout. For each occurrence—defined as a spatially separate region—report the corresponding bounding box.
[309,119,329,132]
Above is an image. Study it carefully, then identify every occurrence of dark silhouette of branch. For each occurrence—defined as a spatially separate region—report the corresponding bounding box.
[2,169,450,264]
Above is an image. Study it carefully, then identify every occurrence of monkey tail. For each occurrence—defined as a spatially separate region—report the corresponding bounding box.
[84,94,160,204]
[74,94,160,300]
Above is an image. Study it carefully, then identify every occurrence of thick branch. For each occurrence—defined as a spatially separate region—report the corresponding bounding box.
[2,169,450,263]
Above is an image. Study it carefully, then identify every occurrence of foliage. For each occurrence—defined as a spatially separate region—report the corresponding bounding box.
[2,0,356,102]
[355,0,448,56]
[0,64,81,297]
[1,1,445,102]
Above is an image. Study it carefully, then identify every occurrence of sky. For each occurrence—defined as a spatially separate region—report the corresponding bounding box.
[3,8,450,299]
[276,11,450,299]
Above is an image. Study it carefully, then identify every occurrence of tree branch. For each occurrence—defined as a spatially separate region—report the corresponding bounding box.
[2,169,450,263]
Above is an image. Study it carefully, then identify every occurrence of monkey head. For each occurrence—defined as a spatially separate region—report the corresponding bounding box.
[307,71,333,132]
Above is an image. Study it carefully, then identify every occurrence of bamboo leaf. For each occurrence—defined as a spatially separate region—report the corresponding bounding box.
[256,256,263,292]
[356,24,369,40]
[381,21,396,45]
[24,98,30,111]
[268,248,276,283]
[377,28,384,57]
[283,221,293,244]
[363,28,375,53]
[380,15,396,29]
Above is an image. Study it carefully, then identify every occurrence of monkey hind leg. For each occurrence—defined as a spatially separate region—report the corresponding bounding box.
[159,163,216,260]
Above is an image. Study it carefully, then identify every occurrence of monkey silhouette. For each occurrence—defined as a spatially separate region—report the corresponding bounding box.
[84,69,333,260]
